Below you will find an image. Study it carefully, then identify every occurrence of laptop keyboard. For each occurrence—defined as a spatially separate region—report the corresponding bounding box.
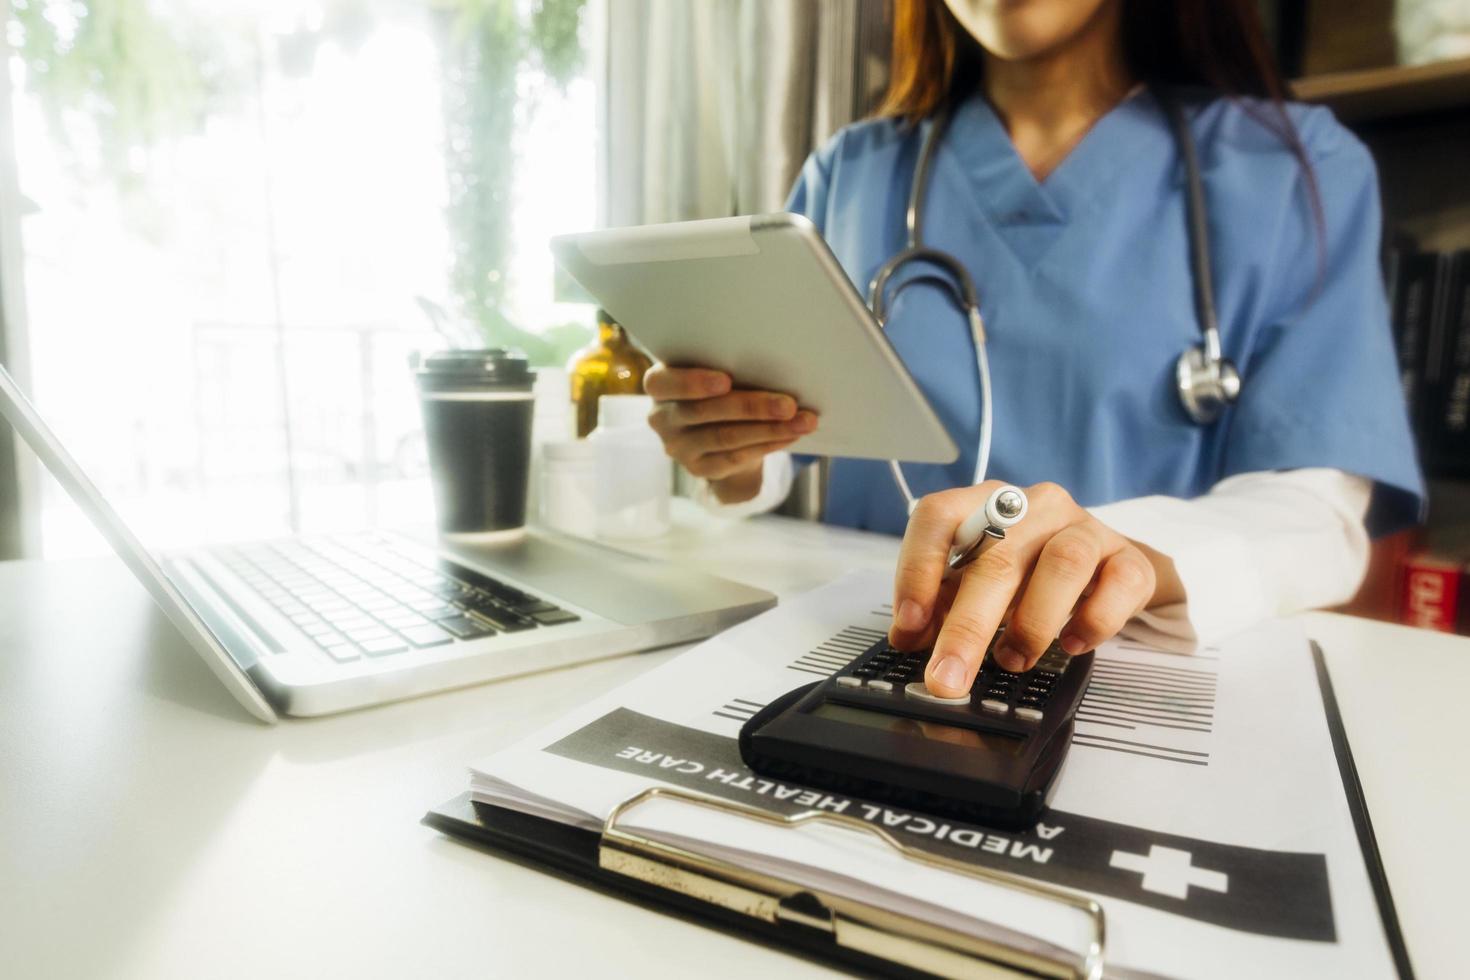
[214,534,580,663]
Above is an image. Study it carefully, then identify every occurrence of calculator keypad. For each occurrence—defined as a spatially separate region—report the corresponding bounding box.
[903,681,971,706]
[833,638,1074,722]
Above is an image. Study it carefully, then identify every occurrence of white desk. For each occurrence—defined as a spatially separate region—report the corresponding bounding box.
[1,511,1465,979]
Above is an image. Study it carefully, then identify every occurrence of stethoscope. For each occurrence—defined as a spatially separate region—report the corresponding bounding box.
[867,90,1241,514]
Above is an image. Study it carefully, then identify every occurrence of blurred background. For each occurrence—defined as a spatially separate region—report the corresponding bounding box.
[0,0,888,557]
[2,0,600,554]
[0,0,1467,634]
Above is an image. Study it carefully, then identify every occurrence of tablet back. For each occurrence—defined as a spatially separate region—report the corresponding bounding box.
[550,213,959,464]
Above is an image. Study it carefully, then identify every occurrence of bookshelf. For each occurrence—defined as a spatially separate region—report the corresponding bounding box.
[1292,56,1470,124]
[1292,56,1470,622]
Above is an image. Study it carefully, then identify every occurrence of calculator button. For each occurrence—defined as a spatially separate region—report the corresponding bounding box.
[1014,707,1044,722]
[852,667,880,678]
[904,682,970,706]
[884,670,912,682]
[986,688,1012,699]
[836,676,863,689]
[867,680,894,693]
[980,698,1010,714]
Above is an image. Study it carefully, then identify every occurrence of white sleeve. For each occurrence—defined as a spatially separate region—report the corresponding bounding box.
[1088,468,1372,652]
[690,451,795,519]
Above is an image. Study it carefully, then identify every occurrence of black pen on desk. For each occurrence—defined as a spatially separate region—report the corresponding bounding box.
[945,485,1027,579]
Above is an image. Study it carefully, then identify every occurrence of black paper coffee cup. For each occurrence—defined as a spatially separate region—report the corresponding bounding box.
[414,349,536,538]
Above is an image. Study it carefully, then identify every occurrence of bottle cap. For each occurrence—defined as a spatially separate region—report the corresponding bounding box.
[597,394,654,430]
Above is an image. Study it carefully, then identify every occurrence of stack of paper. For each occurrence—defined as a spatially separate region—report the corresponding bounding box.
[462,571,1401,978]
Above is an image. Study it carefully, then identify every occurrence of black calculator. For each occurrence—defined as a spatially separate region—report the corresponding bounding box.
[739,634,1094,829]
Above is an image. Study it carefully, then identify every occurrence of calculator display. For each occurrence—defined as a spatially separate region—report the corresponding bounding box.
[743,641,1095,827]
[811,701,1028,756]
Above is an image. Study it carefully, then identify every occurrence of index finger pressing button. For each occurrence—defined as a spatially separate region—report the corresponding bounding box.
[904,682,970,706]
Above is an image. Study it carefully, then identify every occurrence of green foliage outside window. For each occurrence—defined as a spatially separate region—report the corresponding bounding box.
[431,0,591,366]
[7,0,594,365]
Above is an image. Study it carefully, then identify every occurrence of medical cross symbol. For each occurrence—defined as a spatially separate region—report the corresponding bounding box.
[1110,845,1229,899]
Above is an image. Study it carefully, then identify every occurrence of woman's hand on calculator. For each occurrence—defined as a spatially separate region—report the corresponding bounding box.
[889,481,1185,697]
[645,365,818,504]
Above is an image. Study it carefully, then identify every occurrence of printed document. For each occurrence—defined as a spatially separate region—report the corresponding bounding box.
[463,571,1398,978]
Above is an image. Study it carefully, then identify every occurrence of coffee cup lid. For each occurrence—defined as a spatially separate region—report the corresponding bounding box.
[416,348,535,391]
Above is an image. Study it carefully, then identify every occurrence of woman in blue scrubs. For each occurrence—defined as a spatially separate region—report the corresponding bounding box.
[645,0,1423,695]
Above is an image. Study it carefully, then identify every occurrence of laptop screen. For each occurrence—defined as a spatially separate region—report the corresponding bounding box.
[0,363,279,721]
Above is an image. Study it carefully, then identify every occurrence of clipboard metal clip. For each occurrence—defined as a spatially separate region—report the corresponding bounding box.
[600,786,1105,980]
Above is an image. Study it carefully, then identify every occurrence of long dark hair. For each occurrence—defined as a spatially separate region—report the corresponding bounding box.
[877,0,1288,121]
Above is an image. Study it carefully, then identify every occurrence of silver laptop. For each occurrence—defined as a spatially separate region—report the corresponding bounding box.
[0,363,775,723]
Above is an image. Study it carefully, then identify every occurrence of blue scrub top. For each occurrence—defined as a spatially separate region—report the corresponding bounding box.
[788,88,1424,537]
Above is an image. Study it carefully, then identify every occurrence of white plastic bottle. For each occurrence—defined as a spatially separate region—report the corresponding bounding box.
[587,394,671,539]
[539,438,597,538]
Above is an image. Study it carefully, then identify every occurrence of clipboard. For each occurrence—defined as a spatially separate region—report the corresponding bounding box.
[423,644,1415,979]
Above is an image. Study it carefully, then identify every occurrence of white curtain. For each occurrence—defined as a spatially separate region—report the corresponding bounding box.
[597,0,888,516]
[598,0,888,227]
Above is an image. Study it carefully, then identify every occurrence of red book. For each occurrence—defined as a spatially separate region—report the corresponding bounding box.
[1398,553,1463,632]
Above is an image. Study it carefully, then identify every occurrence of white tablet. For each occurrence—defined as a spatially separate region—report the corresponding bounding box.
[550,213,959,464]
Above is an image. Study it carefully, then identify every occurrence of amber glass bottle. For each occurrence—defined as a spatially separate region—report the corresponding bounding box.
[568,310,654,438]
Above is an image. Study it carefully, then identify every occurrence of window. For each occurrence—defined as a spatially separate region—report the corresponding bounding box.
[6,0,597,556]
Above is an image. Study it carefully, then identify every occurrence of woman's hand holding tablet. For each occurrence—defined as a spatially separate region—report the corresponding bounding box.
[645,365,817,504]
[550,214,958,467]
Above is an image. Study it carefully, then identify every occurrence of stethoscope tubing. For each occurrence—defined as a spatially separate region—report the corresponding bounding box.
[869,106,990,514]
[867,87,1236,515]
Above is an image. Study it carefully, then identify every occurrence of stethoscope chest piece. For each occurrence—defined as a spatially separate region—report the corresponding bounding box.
[1175,343,1241,425]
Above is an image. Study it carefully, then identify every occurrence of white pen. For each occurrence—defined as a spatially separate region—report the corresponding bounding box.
[945,485,1028,579]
